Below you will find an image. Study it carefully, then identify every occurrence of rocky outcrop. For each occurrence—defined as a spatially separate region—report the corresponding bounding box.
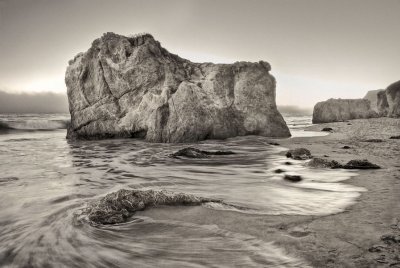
[85,189,219,224]
[65,32,290,142]
[363,89,384,112]
[312,99,378,123]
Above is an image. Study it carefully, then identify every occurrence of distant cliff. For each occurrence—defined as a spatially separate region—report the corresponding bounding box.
[363,89,384,113]
[363,81,400,118]
[312,99,378,123]
[65,32,290,142]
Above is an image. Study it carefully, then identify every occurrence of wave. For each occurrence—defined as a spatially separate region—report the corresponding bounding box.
[0,119,70,132]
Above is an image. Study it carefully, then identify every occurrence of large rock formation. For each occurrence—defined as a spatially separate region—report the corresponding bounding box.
[363,89,384,113]
[312,99,378,123]
[65,32,290,142]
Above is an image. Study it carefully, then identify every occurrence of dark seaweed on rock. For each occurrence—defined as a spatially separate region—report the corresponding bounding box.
[85,189,220,224]
[170,147,235,159]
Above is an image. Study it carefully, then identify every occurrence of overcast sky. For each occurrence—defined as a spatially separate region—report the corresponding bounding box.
[0,0,399,108]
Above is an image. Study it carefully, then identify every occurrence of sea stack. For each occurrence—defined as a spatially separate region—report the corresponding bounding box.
[312,98,378,123]
[65,32,290,142]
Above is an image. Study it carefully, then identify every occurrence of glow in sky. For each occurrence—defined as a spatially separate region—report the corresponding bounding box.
[0,0,399,108]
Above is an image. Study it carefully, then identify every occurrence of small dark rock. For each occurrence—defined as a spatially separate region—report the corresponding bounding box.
[368,246,384,253]
[284,175,302,182]
[381,234,400,244]
[307,158,342,169]
[286,148,312,160]
[322,127,333,132]
[342,146,351,149]
[363,139,384,143]
[347,123,352,125]
[274,169,285,174]
[170,147,235,159]
[389,135,400,139]
[343,159,381,169]
[284,162,293,165]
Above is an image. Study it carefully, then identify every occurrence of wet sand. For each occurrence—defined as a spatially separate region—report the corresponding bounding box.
[140,118,400,267]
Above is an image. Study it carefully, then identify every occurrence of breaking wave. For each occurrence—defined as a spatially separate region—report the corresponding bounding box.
[0,119,69,132]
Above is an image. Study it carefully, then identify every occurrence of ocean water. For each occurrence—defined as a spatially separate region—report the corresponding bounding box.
[0,114,364,267]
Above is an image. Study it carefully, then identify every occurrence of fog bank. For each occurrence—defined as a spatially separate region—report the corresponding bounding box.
[0,91,68,113]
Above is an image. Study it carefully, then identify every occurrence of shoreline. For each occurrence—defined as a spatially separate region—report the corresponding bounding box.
[140,117,400,267]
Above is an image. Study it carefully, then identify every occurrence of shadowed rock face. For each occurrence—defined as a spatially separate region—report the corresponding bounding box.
[312,99,378,123]
[85,189,219,224]
[65,32,290,142]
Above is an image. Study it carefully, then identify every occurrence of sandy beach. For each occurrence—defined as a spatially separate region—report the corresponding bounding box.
[140,117,400,267]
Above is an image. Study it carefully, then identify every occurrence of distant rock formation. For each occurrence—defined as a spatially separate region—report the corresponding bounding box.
[385,80,400,118]
[312,99,378,123]
[363,89,384,113]
[65,32,290,142]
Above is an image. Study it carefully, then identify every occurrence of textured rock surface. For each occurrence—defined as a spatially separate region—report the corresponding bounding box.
[65,32,290,142]
[85,189,219,224]
[312,99,378,123]
[363,89,384,112]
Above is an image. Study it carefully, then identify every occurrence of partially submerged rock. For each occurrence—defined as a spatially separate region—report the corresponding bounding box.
[274,169,285,174]
[306,158,342,169]
[342,159,381,169]
[389,135,400,139]
[342,145,351,149]
[284,175,302,182]
[65,32,290,142]
[312,99,378,123]
[85,189,219,224]
[286,148,312,160]
[170,147,235,158]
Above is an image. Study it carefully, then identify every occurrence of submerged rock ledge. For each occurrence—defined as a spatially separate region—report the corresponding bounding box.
[85,189,220,224]
[65,32,290,142]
